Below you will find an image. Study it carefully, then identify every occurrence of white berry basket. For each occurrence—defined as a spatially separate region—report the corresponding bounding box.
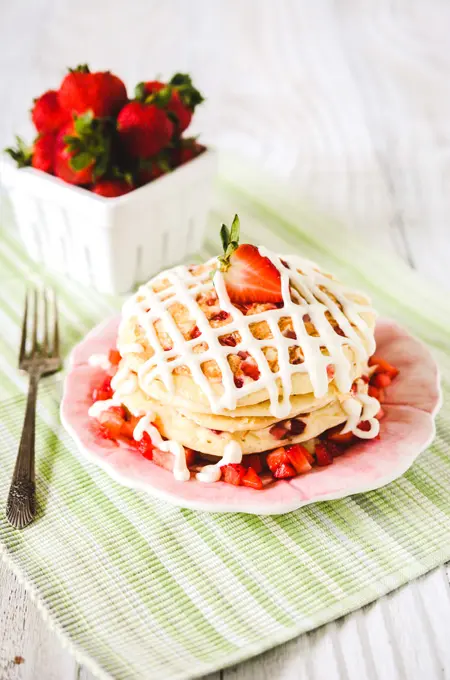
[0,148,217,294]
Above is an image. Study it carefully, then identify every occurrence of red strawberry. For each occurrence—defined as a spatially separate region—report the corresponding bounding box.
[269,423,289,440]
[98,406,126,439]
[31,90,70,134]
[137,432,154,460]
[240,355,260,381]
[184,448,197,467]
[91,179,133,198]
[54,114,110,185]
[326,427,355,445]
[108,349,121,366]
[117,101,173,159]
[266,447,289,472]
[32,134,56,173]
[242,467,263,490]
[273,462,296,479]
[243,454,263,474]
[315,442,334,467]
[218,216,282,305]
[286,444,313,473]
[172,139,204,167]
[136,73,204,134]
[222,463,246,486]
[92,376,113,402]
[372,373,391,388]
[368,356,399,379]
[58,65,127,118]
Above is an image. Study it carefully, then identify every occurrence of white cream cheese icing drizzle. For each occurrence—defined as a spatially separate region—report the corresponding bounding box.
[88,353,111,371]
[196,442,243,483]
[133,413,190,482]
[119,248,377,429]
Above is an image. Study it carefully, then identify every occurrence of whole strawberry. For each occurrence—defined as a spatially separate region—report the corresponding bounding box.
[117,101,174,159]
[135,73,204,134]
[54,113,111,185]
[172,138,204,168]
[32,134,56,173]
[58,64,128,118]
[31,90,70,134]
[91,179,133,197]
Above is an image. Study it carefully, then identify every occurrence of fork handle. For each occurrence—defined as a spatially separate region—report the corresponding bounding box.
[6,371,40,529]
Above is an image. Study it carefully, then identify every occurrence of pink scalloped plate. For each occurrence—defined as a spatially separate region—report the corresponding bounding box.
[60,316,441,515]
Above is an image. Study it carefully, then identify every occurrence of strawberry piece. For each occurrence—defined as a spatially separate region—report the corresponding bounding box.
[137,75,204,135]
[92,180,134,198]
[283,329,297,339]
[242,467,263,490]
[211,310,230,322]
[31,90,70,134]
[376,407,385,420]
[117,101,174,159]
[372,373,391,388]
[54,119,106,186]
[269,423,289,440]
[368,355,399,379]
[32,134,56,174]
[184,448,197,467]
[234,376,244,388]
[219,334,237,347]
[357,420,371,432]
[241,356,260,381]
[137,432,154,460]
[108,349,121,366]
[237,351,250,359]
[190,325,201,339]
[315,442,334,466]
[286,444,312,474]
[326,364,335,379]
[92,376,113,402]
[368,384,385,402]
[273,462,296,479]
[222,243,282,305]
[327,427,355,445]
[222,463,246,486]
[98,406,126,439]
[287,418,306,435]
[266,447,289,472]
[58,64,127,118]
[244,454,263,474]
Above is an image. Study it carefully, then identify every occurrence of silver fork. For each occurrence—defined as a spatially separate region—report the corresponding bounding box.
[6,287,61,529]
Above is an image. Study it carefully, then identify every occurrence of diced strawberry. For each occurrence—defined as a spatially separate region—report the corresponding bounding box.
[241,357,260,381]
[327,427,355,444]
[266,447,288,472]
[269,423,289,440]
[357,420,371,432]
[242,467,263,490]
[234,376,244,388]
[376,407,385,420]
[237,351,249,359]
[244,454,263,474]
[273,462,297,479]
[211,310,230,322]
[283,329,297,340]
[361,374,369,383]
[286,444,312,474]
[368,385,385,402]
[120,421,135,439]
[219,334,237,347]
[222,463,246,486]
[209,428,224,435]
[99,407,125,439]
[190,325,201,339]
[315,442,334,466]
[368,355,399,379]
[108,349,121,366]
[327,364,335,379]
[92,376,113,402]
[287,418,306,435]
[137,432,154,459]
[184,448,197,467]
[372,373,391,388]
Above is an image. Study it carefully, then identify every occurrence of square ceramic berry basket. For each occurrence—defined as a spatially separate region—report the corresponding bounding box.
[0,148,217,294]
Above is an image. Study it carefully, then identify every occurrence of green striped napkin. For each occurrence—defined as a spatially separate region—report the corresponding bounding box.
[0,160,449,680]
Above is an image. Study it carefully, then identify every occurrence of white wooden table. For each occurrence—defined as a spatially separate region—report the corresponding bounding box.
[1,1,450,678]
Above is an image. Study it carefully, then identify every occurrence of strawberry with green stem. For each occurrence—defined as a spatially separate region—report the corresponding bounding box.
[54,111,111,185]
[58,64,128,118]
[135,73,204,134]
[217,215,283,305]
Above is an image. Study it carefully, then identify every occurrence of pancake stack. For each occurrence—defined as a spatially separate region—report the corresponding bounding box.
[111,242,381,469]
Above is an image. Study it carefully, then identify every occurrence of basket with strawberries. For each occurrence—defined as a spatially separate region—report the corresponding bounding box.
[5,65,205,196]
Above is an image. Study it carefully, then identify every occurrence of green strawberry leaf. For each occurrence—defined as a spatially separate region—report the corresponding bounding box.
[4,136,32,168]
[134,82,146,102]
[69,152,93,171]
[69,64,90,74]
[218,215,241,271]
